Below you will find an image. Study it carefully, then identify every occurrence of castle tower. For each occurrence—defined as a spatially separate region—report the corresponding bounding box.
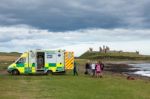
[89,48,93,52]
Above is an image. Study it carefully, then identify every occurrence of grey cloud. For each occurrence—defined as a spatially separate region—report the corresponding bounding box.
[0,0,150,31]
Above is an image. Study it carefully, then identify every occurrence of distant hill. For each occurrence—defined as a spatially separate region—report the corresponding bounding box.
[0,52,21,56]
[79,51,150,60]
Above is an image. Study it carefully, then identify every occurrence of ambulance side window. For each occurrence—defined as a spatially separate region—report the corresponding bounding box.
[47,54,53,58]
[17,58,26,64]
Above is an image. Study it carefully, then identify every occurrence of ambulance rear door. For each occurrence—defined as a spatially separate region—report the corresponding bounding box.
[65,51,74,70]
[56,50,65,72]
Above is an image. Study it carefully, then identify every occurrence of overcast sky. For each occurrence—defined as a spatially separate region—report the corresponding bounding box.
[0,0,150,56]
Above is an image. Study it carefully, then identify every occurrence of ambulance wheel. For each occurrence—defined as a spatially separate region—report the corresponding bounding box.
[46,70,53,75]
[12,69,19,75]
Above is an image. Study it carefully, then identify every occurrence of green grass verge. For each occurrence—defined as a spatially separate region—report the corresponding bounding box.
[0,54,150,99]
[0,74,150,99]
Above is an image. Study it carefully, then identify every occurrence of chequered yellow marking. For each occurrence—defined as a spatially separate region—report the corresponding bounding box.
[32,67,36,73]
[49,67,56,72]
[17,67,24,73]
[56,63,63,67]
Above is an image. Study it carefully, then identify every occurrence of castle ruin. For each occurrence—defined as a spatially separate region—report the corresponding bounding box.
[88,45,140,55]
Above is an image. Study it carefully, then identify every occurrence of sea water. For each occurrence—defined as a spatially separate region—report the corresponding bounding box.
[129,63,150,77]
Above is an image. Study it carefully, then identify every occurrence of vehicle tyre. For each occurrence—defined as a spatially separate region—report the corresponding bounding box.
[60,71,66,75]
[12,69,19,75]
[46,70,53,75]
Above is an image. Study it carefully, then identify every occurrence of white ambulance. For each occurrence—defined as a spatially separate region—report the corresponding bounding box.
[7,49,74,75]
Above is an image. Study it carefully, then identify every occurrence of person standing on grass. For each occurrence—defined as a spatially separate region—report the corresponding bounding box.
[99,61,104,77]
[101,62,105,71]
[91,61,96,77]
[73,62,78,76]
[95,62,101,78]
[85,61,90,75]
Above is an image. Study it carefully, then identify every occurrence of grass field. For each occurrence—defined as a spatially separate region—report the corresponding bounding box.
[0,53,150,99]
[0,74,150,99]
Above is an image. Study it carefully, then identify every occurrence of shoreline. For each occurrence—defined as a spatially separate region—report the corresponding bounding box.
[104,62,150,80]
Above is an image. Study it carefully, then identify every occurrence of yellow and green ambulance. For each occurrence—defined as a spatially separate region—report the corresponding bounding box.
[7,49,74,75]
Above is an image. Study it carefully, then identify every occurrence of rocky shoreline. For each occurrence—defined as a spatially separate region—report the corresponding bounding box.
[104,63,139,73]
[104,63,150,80]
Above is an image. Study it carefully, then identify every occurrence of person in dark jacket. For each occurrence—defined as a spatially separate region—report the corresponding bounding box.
[99,61,105,78]
[85,61,90,75]
[73,62,78,76]
[100,61,104,71]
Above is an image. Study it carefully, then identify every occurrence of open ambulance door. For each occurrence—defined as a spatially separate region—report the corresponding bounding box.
[56,50,65,72]
[28,50,36,73]
[65,52,74,70]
